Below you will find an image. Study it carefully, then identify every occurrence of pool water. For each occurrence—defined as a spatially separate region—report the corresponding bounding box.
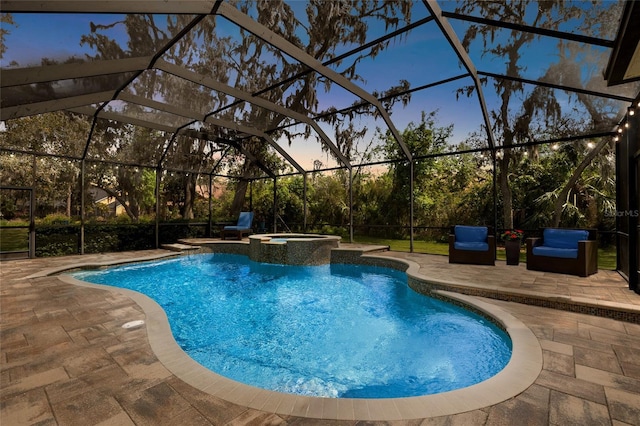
[72,253,512,398]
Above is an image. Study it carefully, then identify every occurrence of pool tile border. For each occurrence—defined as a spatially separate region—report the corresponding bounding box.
[334,251,640,324]
[53,250,543,421]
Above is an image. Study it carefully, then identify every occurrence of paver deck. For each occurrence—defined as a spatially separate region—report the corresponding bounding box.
[1,247,639,425]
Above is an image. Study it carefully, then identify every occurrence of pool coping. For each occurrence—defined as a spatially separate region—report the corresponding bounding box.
[51,251,542,421]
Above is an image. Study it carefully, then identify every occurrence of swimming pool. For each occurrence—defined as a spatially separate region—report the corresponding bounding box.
[71,253,512,399]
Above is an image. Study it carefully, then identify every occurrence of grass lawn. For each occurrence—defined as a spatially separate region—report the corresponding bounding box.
[352,235,617,270]
[0,227,29,252]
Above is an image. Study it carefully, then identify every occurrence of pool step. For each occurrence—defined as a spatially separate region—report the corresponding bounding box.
[161,243,200,252]
[338,244,390,253]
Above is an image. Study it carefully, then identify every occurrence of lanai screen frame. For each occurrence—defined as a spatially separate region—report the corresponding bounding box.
[1,0,639,291]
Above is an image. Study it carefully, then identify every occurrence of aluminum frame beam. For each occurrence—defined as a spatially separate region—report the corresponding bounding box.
[0,91,114,121]
[203,116,305,174]
[216,2,413,162]
[154,59,351,170]
[182,130,275,179]
[1,57,152,88]
[442,11,615,48]
[117,92,207,121]
[238,15,434,106]
[423,0,497,150]
[605,0,640,86]
[88,109,177,133]
[479,71,636,103]
[311,74,470,124]
[117,84,305,174]
[1,0,216,14]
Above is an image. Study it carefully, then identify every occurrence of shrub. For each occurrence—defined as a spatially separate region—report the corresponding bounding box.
[38,213,75,225]
[35,225,79,256]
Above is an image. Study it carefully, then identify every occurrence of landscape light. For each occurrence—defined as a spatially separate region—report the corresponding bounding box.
[587,142,594,148]
[625,122,629,128]
[618,127,623,133]
[614,136,619,142]
[629,106,635,116]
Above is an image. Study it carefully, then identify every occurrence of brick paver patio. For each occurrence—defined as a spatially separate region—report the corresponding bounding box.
[1,247,639,425]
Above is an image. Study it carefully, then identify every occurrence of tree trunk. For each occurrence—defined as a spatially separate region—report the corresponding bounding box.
[549,87,616,227]
[66,185,72,217]
[499,154,514,229]
[230,179,250,217]
[552,138,609,227]
[182,174,196,220]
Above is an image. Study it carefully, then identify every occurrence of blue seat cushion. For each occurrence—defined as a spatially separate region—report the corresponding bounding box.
[455,241,489,252]
[532,246,578,259]
[223,226,247,231]
[543,229,589,249]
[454,225,488,243]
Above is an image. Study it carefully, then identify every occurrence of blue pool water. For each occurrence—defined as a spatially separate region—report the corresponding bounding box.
[71,253,512,398]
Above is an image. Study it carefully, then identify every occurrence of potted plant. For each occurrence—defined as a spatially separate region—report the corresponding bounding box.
[501,229,524,265]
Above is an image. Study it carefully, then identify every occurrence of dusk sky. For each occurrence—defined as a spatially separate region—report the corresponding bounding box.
[1,1,632,170]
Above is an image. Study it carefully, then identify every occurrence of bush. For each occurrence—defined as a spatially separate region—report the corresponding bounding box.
[38,213,75,225]
[35,225,79,256]
[85,224,155,253]
[0,197,16,220]
[309,225,349,238]
[84,229,120,253]
[113,214,133,224]
[35,223,156,256]
[159,223,208,244]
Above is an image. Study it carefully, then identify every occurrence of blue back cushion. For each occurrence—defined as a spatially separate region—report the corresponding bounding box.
[237,211,254,228]
[454,225,488,243]
[543,228,589,249]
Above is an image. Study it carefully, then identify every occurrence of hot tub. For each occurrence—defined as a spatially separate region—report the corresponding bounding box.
[248,233,341,265]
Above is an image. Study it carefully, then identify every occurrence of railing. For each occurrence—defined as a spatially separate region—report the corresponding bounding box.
[1,220,619,262]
